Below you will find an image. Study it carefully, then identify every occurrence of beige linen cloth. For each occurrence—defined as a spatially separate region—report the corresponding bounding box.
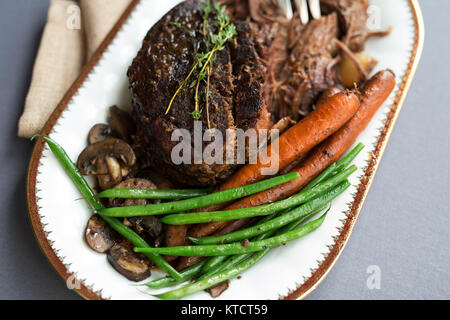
[18,0,133,138]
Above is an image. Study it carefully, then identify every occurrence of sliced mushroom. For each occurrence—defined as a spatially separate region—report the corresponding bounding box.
[109,178,163,242]
[107,240,151,282]
[88,124,112,145]
[128,216,163,239]
[105,156,122,183]
[108,178,158,207]
[77,138,136,190]
[207,280,230,298]
[108,106,136,144]
[96,157,119,190]
[85,214,119,253]
[135,169,177,190]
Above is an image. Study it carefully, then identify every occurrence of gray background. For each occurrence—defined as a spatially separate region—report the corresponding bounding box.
[0,0,448,300]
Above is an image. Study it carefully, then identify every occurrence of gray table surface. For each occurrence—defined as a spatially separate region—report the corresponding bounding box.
[0,0,448,300]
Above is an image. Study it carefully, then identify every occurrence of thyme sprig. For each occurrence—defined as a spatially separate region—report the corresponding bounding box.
[165,0,236,122]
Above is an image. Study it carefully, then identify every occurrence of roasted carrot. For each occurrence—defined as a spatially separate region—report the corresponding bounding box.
[177,70,395,270]
[193,90,360,216]
[315,87,342,106]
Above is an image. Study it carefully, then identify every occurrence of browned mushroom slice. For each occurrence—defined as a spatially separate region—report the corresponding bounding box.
[108,106,136,144]
[96,157,120,190]
[77,138,136,190]
[128,216,163,239]
[207,280,230,298]
[85,214,118,253]
[88,124,113,145]
[108,178,158,207]
[107,240,151,282]
[135,169,177,190]
[108,178,163,242]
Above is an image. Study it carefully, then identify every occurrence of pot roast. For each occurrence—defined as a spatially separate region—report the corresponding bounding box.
[128,0,371,187]
[128,0,271,187]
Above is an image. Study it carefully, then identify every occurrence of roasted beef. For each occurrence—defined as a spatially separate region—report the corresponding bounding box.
[320,0,370,52]
[228,0,370,119]
[128,0,271,186]
[278,13,340,118]
[243,1,340,119]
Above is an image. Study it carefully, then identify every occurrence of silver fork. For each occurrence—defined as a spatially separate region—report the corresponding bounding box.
[277,0,322,24]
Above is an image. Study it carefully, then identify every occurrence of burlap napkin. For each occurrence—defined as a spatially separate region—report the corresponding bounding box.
[18,0,133,138]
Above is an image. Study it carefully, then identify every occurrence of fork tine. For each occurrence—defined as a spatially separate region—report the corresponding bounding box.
[277,0,294,20]
[294,0,310,25]
[308,0,322,20]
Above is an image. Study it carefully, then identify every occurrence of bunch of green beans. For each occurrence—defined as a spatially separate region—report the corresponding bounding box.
[135,181,349,256]
[144,143,364,295]
[154,211,329,300]
[196,206,327,281]
[144,213,280,289]
[160,165,356,225]
[189,181,349,246]
[99,172,299,217]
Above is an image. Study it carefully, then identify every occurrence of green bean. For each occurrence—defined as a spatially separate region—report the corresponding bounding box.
[199,255,228,275]
[32,135,103,211]
[333,142,365,175]
[303,142,364,192]
[196,215,280,281]
[136,211,327,257]
[145,260,207,289]
[153,213,327,299]
[160,166,356,225]
[198,213,278,278]
[97,188,211,200]
[33,135,183,281]
[196,235,273,281]
[99,172,300,218]
[197,251,250,281]
[188,180,349,245]
[154,250,267,299]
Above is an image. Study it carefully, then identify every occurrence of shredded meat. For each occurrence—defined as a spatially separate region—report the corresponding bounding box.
[320,0,370,52]
[221,0,371,121]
